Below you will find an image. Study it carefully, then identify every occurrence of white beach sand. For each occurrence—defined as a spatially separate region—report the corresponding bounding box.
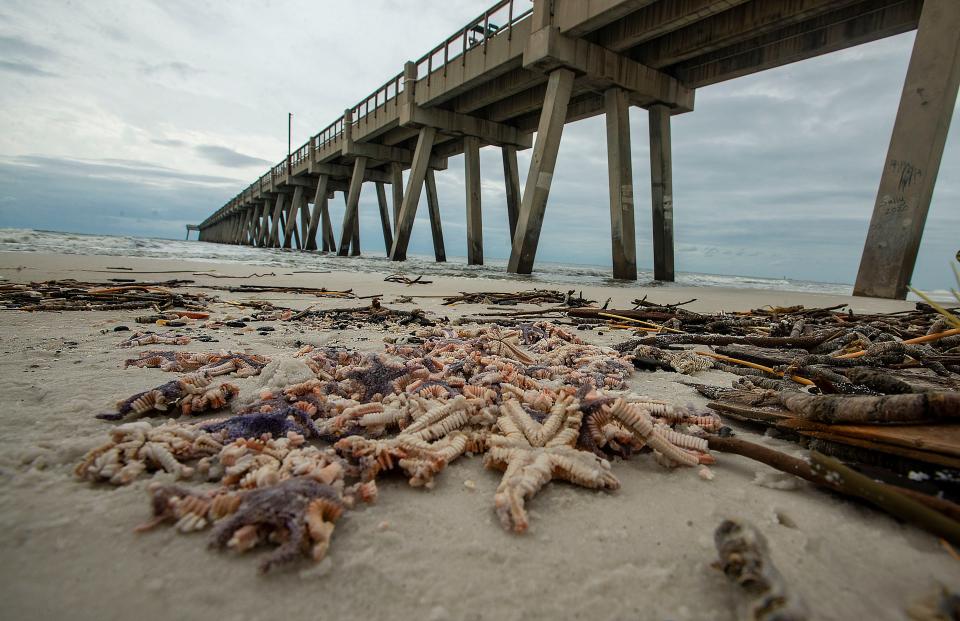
[0,251,956,621]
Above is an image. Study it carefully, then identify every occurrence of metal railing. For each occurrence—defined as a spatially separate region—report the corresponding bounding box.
[291,140,312,167]
[415,0,532,86]
[222,0,533,217]
[351,72,405,126]
[314,117,345,152]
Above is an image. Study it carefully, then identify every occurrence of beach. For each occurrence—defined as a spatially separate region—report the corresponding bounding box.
[1,250,956,621]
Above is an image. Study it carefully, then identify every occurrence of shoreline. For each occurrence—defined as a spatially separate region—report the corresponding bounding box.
[0,250,914,314]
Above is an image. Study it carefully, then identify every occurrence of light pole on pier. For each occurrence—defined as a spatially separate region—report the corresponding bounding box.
[287,112,292,174]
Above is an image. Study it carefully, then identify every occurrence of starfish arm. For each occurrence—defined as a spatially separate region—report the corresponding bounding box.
[404,396,469,434]
[547,448,620,490]
[503,399,543,446]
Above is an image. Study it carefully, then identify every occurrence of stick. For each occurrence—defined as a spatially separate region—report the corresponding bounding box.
[706,436,960,532]
[596,311,683,334]
[697,351,815,386]
[834,328,960,359]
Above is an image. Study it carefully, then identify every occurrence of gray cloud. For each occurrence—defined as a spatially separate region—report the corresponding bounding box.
[0,34,56,60]
[0,60,56,76]
[141,60,201,79]
[195,145,271,168]
[9,155,241,187]
[0,34,58,76]
[152,138,188,148]
[0,159,228,237]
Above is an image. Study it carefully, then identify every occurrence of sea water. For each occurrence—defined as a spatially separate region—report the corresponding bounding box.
[0,228,950,301]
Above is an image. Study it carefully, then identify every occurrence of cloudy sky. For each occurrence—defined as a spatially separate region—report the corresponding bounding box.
[0,0,957,289]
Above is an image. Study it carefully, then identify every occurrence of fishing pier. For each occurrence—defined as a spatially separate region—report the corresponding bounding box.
[196,0,959,299]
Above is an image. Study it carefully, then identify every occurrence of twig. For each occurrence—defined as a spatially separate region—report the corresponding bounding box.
[834,328,960,359]
[706,436,960,532]
[697,351,815,386]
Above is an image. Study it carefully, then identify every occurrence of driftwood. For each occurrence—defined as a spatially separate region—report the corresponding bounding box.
[779,392,960,425]
[444,289,594,307]
[201,284,355,298]
[1,280,209,312]
[384,274,433,285]
[714,519,809,621]
[707,437,960,535]
[569,308,678,322]
[615,333,838,352]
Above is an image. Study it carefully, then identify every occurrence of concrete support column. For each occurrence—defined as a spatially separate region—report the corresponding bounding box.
[234,213,244,244]
[283,186,304,249]
[321,198,336,252]
[247,208,258,245]
[247,209,257,246]
[299,192,310,249]
[648,104,675,282]
[258,200,272,247]
[338,157,368,256]
[464,136,483,265]
[268,194,286,248]
[605,88,637,280]
[425,169,446,262]
[238,210,250,245]
[508,68,575,274]
[390,163,404,226]
[235,213,246,244]
[290,217,302,249]
[502,145,521,241]
[854,0,960,299]
[390,126,437,261]
[376,181,393,255]
[252,202,264,246]
[227,215,239,244]
[305,175,329,251]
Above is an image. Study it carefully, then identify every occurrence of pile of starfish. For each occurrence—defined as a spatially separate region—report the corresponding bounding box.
[77,321,721,573]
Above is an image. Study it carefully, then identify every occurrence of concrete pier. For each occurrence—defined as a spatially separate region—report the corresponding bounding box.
[648,104,674,282]
[198,0,953,298]
[853,0,960,299]
[605,87,636,281]
[464,136,483,265]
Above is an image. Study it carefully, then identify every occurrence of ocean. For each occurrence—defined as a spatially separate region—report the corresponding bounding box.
[0,228,951,301]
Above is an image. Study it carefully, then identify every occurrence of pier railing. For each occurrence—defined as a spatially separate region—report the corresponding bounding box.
[217,0,534,221]
[415,0,533,86]
[351,72,405,126]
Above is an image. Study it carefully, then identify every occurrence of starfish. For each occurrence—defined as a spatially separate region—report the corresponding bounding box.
[515,323,548,346]
[602,398,713,467]
[629,344,713,375]
[202,407,321,441]
[197,352,271,378]
[336,396,491,487]
[483,392,620,533]
[135,483,242,533]
[339,353,420,401]
[212,433,346,490]
[208,477,344,573]
[123,350,182,371]
[97,374,239,421]
[75,421,223,485]
[117,331,191,348]
[335,432,471,488]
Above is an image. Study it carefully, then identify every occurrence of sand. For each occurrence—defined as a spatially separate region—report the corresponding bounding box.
[0,251,956,621]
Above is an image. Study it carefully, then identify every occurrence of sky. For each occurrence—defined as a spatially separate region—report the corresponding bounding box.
[0,0,957,289]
